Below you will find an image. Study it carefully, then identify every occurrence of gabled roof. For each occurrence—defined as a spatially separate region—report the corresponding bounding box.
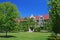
[30,14,34,18]
[20,18,24,22]
[34,16,40,20]
[34,14,49,20]
[20,14,49,22]
[43,14,49,20]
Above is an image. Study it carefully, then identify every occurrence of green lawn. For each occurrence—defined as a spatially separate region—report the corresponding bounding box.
[0,32,51,40]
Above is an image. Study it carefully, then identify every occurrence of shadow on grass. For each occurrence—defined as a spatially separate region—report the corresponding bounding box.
[0,35,16,38]
[48,36,60,40]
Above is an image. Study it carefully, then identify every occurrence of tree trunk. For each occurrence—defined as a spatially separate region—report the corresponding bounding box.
[55,33,57,40]
[6,31,7,37]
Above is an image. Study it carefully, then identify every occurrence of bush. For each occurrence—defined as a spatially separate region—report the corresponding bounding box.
[34,27,40,32]
[48,33,60,40]
[20,26,28,32]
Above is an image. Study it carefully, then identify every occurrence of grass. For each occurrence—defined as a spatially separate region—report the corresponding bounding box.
[0,32,51,40]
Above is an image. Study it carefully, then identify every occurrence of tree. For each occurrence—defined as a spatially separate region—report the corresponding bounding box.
[48,0,60,37]
[23,18,29,31]
[29,18,36,31]
[20,18,29,32]
[0,2,19,37]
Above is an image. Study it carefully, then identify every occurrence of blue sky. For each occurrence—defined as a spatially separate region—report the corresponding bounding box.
[0,0,48,18]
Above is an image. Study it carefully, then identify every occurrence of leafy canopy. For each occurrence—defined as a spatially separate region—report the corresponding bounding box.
[0,2,20,32]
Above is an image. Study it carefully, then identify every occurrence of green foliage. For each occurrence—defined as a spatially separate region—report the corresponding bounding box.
[20,18,29,32]
[20,18,35,32]
[0,2,19,33]
[29,18,35,27]
[34,27,40,32]
[44,20,52,32]
[48,0,60,34]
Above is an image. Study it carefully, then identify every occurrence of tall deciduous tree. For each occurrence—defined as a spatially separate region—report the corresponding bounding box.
[48,0,60,35]
[0,2,20,37]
